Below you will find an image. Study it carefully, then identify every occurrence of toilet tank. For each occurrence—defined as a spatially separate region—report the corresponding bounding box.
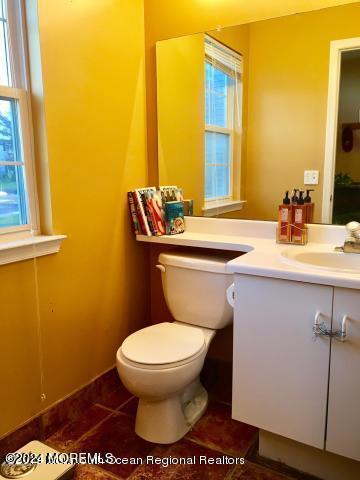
[158,250,235,329]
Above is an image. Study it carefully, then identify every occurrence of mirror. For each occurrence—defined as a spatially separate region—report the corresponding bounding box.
[156,2,360,224]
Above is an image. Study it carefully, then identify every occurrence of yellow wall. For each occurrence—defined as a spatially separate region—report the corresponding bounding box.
[0,261,42,437]
[157,34,205,215]
[1,0,149,438]
[144,0,359,185]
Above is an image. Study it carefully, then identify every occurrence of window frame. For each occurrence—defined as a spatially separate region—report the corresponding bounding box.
[0,0,39,239]
[0,85,38,235]
[205,61,235,202]
[204,36,243,211]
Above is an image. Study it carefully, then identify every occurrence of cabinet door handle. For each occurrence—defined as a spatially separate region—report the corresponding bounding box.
[313,311,322,337]
[313,311,331,338]
[336,315,349,342]
[314,311,321,328]
[314,312,350,341]
[226,283,235,308]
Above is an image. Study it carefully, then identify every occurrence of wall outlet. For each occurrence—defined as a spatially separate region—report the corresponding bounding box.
[304,170,319,185]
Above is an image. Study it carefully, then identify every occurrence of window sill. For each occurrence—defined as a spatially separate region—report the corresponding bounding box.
[202,200,247,217]
[0,234,67,266]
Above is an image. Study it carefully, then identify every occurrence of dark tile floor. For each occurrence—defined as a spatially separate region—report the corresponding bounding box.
[44,376,316,480]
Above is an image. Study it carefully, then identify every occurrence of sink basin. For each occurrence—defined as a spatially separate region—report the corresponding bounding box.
[281,248,360,274]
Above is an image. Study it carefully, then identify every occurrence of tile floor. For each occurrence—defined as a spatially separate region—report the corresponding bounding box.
[44,377,317,480]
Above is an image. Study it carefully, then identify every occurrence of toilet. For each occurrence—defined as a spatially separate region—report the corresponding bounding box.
[116,250,234,444]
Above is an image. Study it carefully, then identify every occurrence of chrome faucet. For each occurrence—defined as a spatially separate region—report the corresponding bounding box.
[335,221,360,254]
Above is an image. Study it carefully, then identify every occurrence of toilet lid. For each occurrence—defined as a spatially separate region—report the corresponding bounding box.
[121,322,205,365]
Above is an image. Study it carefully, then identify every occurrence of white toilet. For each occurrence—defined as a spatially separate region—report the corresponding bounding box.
[116,250,234,444]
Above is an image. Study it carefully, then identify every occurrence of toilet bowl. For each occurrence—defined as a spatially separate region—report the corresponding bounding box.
[116,250,234,444]
[117,322,214,443]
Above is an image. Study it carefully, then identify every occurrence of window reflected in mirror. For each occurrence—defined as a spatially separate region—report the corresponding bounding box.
[205,36,243,214]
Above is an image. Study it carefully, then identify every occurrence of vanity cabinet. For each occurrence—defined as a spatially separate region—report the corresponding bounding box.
[326,288,360,461]
[232,275,332,449]
[232,275,360,460]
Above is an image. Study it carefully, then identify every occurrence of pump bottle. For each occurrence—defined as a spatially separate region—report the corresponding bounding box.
[291,191,307,243]
[278,191,291,242]
[304,189,315,223]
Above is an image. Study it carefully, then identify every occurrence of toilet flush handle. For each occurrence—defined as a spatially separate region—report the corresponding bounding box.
[226,283,235,308]
[156,264,166,273]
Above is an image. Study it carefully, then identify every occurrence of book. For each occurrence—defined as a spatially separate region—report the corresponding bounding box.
[141,192,156,235]
[127,191,140,235]
[134,187,158,236]
[183,199,193,216]
[159,185,183,203]
[133,190,151,236]
[165,201,185,235]
[143,190,165,236]
[152,192,166,235]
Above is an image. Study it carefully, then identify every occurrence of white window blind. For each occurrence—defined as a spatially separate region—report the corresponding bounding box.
[205,35,242,76]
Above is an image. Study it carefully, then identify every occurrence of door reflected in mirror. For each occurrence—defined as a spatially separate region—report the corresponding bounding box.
[156,2,360,224]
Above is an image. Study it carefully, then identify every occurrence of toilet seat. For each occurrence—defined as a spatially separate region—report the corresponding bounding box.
[118,345,207,370]
[121,322,205,368]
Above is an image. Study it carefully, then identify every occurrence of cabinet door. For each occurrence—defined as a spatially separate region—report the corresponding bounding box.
[326,288,360,461]
[232,275,333,449]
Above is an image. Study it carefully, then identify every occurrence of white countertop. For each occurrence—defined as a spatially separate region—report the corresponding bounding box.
[226,239,360,290]
[137,217,360,290]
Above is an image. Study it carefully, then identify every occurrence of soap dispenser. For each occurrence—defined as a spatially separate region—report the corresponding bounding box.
[278,191,291,242]
[304,189,315,223]
[291,189,299,204]
[291,190,307,244]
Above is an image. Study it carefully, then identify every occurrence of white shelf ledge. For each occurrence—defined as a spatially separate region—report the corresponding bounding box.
[136,231,254,252]
[0,234,67,266]
[202,200,246,217]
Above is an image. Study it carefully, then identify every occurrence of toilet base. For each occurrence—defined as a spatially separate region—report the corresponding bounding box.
[135,378,208,444]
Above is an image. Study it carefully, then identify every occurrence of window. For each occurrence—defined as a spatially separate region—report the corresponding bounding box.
[0,0,38,235]
[204,35,243,210]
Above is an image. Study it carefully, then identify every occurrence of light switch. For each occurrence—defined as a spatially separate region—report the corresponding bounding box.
[304,170,319,185]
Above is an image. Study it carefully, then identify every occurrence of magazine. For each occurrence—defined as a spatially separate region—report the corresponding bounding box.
[159,186,183,203]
